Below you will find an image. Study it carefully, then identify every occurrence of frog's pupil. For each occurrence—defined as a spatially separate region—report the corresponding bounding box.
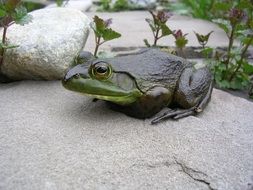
[96,66,107,74]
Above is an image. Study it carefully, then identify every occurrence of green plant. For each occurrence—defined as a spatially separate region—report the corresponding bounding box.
[194,31,213,48]
[23,1,45,12]
[113,0,129,11]
[173,29,188,49]
[99,0,111,11]
[211,1,253,91]
[194,31,214,59]
[172,29,188,57]
[0,0,32,67]
[91,15,121,57]
[249,82,253,99]
[169,0,216,20]
[56,0,69,7]
[98,0,130,12]
[144,11,172,47]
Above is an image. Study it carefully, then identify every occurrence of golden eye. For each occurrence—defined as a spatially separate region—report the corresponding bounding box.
[90,61,112,80]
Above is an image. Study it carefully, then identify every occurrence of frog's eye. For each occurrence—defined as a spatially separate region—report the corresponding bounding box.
[90,61,112,80]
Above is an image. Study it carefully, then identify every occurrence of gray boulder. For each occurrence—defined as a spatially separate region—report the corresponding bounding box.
[1,8,90,80]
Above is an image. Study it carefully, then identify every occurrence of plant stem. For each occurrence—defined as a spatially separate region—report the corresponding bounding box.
[225,24,236,69]
[153,26,160,46]
[94,35,101,57]
[229,37,253,82]
[249,83,253,96]
[178,47,186,58]
[0,26,8,67]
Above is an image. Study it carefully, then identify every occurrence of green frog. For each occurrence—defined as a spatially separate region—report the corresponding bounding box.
[62,48,213,124]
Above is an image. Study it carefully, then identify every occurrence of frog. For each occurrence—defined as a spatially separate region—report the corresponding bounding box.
[62,48,213,124]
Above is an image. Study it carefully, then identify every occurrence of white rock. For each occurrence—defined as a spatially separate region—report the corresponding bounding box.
[1,8,90,80]
[46,0,92,12]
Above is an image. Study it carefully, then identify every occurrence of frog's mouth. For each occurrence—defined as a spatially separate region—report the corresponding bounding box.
[62,75,143,105]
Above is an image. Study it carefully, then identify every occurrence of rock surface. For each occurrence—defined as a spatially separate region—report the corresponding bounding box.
[0,81,253,190]
[1,8,90,80]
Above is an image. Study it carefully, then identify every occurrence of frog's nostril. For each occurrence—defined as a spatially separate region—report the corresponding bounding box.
[73,74,81,79]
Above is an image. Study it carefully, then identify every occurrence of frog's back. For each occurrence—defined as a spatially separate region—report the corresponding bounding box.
[107,48,189,92]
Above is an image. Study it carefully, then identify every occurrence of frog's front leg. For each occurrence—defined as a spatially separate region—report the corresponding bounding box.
[109,86,173,119]
[151,67,213,124]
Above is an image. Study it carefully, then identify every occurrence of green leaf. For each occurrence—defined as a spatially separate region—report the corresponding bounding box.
[230,80,244,90]
[213,2,231,11]
[0,42,19,49]
[237,0,253,9]
[145,18,155,32]
[236,29,253,38]
[102,28,121,41]
[15,14,33,25]
[12,5,33,25]
[112,0,129,11]
[160,23,172,36]
[90,22,101,37]
[175,37,188,48]
[5,0,21,12]
[216,62,227,71]
[93,15,106,34]
[201,47,213,57]
[56,0,64,6]
[216,79,231,89]
[0,8,6,17]
[243,62,253,74]
[212,19,231,34]
[149,11,159,26]
[242,37,253,46]
[143,39,151,47]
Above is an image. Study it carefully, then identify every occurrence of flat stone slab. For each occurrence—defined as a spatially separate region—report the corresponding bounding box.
[0,81,253,190]
[84,11,237,52]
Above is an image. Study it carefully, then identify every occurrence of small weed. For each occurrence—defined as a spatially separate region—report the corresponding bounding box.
[0,0,33,68]
[144,10,172,47]
[91,15,121,57]
[212,1,253,91]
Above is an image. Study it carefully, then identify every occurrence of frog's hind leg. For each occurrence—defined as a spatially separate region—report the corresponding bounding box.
[151,67,213,124]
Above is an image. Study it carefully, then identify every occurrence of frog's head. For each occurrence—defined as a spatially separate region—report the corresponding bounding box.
[62,60,143,105]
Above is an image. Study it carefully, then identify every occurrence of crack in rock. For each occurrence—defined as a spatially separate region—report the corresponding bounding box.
[131,159,216,190]
[173,160,216,190]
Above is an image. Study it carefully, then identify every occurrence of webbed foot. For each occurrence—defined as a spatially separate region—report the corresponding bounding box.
[151,107,195,124]
[151,80,213,125]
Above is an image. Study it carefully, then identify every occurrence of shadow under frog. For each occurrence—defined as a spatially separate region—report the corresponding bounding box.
[62,48,213,124]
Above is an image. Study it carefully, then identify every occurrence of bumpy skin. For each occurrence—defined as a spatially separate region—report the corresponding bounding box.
[109,49,189,93]
[106,49,212,119]
[63,48,213,122]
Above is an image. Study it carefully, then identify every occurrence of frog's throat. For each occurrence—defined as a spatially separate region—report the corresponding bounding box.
[63,78,143,105]
[80,93,141,105]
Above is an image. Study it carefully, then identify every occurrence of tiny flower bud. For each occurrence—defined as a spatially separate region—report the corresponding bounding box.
[173,30,183,39]
[104,18,112,27]
[157,11,171,23]
[229,8,245,25]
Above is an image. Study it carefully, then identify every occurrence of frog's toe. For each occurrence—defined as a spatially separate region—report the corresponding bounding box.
[151,107,196,124]
[173,110,196,119]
